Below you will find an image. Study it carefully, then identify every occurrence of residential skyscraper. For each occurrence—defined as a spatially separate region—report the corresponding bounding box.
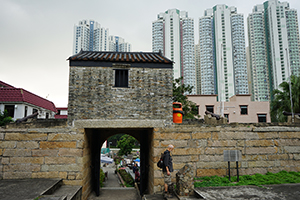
[248,0,300,101]
[198,5,248,101]
[108,36,131,52]
[73,20,131,54]
[152,9,196,94]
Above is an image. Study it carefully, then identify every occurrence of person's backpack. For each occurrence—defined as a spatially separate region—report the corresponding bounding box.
[157,153,164,169]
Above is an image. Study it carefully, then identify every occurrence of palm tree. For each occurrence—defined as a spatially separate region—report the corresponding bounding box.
[270,75,300,122]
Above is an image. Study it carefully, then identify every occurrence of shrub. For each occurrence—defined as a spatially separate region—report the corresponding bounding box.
[0,110,13,126]
[100,168,105,187]
[118,169,134,187]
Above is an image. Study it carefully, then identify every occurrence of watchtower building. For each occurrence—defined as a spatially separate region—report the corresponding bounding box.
[67,50,173,125]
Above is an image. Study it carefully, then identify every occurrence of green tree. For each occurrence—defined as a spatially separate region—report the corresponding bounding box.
[270,75,300,122]
[0,110,13,126]
[108,134,124,147]
[173,77,200,119]
[117,135,136,156]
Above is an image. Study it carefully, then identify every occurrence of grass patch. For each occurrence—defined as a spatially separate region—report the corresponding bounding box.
[194,171,300,188]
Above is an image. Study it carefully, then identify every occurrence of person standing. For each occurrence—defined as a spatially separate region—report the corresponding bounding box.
[163,144,174,198]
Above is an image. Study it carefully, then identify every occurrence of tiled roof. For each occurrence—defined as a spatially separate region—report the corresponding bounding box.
[56,107,68,110]
[0,88,57,112]
[68,50,173,66]
[0,80,15,88]
[54,115,68,119]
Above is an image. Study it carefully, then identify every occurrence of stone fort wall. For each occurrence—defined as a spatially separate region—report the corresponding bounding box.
[151,124,300,193]
[1,122,300,199]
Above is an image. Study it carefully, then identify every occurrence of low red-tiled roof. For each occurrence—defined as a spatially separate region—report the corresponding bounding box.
[54,115,68,119]
[0,88,57,112]
[56,107,68,110]
[0,80,15,88]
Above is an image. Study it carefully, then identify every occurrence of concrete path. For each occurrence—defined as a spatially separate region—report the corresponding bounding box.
[88,165,141,200]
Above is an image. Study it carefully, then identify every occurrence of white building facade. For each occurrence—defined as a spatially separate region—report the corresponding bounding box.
[198,5,248,101]
[248,0,300,101]
[73,20,131,54]
[152,9,196,94]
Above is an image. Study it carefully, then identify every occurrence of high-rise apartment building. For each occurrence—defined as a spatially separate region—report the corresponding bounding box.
[198,5,248,101]
[108,36,131,52]
[152,9,196,94]
[248,0,300,101]
[73,20,131,54]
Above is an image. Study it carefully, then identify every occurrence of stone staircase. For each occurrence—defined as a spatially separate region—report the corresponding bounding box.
[36,179,82,200]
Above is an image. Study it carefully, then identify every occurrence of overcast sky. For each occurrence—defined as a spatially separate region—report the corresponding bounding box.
[1,0,300,107]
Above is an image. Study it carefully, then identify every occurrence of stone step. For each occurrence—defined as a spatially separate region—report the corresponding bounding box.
[38,179,82,200]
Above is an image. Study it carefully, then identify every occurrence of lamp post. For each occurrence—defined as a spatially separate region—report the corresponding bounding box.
[285,48,294,123]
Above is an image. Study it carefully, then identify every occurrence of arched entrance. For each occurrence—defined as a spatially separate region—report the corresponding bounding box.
[86,128,153,196]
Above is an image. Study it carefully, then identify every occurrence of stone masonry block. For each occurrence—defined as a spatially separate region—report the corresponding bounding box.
[46,164,81,172]
[40,141,77,149]
[154,132,191,140]
[173,148,203,155]
[257,132,279,139]
[268,154,289,160]
[200,155,223,162]
[245,140,274,147]
[58,149,83,157]
[3,164,40,172]
[152,140,160,147]
[173,155,199,163]
[32,172,59,179]
[77,140,84,148]
[205,147,244,155]
[192,132,211,139]
[207,140,236,147]
[153,177,165,186]
[283,146,300,153]
[59,172,68,179]
[196,139,207,147]
[173,163,187,170]
[154,170,163,178]
[4,133,47,141]
[240,168,267,176]
[0,141,16,148]
[246,147,277,154]
[242,155,267,161]
[48,133,84,141]
[276,139,300,146]
[294,154,300,160]
[0,133,4,140]
[278,132,300,139]
[45,157,76,164]
[1,157,9,164]
[16,141,39,149]
[217,132,248,140]
[32,149,58,157]
[280,160,300,167]
[196,161,227,169]
[10,157,44,164]
[196,168,226,177]
[237,140,245,146]
[3,172,31,179]
[3,149,31,157]
[248,160,275,168]
[161,140,187,148]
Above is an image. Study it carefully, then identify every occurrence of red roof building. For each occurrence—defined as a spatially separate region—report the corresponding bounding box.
[55,107,68,119]
[0,80,57,120]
